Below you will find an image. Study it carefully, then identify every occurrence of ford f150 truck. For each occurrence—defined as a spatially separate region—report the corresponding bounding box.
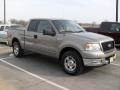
[8,19,116,75]
[85,22,120,47]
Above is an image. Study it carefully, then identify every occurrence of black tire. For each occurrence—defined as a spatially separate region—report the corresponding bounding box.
[61,51,84,75]
[13,42,24,57]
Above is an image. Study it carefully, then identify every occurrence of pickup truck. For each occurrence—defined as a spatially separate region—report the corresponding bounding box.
[85,22,120,47]
[8,19,116,75]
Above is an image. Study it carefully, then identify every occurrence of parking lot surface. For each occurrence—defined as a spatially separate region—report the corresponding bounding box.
[0,44,120,90]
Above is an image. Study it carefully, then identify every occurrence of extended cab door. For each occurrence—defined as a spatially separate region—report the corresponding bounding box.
[24,20,40,51]
[34,20,58,57]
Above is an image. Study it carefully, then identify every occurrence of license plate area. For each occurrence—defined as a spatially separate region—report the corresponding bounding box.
[109,57,114,63]
[106,54,116,63]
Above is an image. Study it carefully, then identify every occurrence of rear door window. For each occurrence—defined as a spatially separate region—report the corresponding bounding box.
[37,20,53,33]
[5,26,9,29]
[28,20,40,32]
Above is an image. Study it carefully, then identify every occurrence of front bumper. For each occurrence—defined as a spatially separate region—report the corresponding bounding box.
[82,49,116,66]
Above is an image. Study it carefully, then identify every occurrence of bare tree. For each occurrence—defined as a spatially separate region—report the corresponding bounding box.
[10,19,18,24]
[18,20,28,26]
[10,19,28,26]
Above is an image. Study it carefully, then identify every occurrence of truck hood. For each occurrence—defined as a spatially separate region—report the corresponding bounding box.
[66,32,113,42]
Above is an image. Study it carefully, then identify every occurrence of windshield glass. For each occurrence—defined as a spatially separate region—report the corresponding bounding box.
[0,26,4,31]
[52,20,86,33]
[111,23,120,32]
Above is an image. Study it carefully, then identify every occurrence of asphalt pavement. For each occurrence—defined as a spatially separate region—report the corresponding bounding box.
[0,43,120,90]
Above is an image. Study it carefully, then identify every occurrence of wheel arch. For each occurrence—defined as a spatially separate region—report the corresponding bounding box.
[12,38,20,46]
[59,47,83,61]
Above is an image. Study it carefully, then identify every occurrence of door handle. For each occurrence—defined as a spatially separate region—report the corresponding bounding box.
[34,35,37,39]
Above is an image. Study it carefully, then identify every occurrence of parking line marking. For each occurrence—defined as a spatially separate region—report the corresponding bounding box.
[0,57,13,60]
[0,58,70,90]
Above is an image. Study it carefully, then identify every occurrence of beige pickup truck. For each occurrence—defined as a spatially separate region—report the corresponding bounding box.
[8,19,116,75]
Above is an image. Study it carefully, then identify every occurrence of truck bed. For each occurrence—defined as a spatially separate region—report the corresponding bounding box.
[7,28,25,46]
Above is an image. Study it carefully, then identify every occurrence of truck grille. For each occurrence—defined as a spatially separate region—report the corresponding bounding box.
[101,41,114,52]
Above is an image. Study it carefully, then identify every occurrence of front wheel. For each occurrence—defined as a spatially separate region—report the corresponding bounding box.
[61,51,84,75]
[13,42,24,57]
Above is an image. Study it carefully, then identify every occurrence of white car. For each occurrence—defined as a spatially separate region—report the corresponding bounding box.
[0,24,9,44]
[0,24,23,44]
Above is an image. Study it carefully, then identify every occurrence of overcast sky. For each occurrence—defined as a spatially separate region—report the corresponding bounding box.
[0,0,119,23]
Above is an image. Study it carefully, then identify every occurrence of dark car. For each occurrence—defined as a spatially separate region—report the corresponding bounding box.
[85,22,120,47]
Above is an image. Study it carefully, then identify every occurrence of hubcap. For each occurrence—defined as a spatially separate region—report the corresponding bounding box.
[64,56,76,72]
[13,44,19,55]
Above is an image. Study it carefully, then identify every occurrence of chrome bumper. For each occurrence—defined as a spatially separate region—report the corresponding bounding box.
[82,50,116,66]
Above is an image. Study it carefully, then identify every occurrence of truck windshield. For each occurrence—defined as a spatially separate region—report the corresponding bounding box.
[111,23,120,32]
[52,20,85,33]
[0,26,4,31]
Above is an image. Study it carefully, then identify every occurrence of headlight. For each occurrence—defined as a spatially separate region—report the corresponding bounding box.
[84,43,101,51]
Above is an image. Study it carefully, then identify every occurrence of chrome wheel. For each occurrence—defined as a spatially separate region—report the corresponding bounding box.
[62,51,84,75]
[13,42,24,57]
[64,56,76,72]
[13,44,19,56]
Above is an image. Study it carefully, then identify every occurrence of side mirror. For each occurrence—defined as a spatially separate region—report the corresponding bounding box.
[43,29,56,36]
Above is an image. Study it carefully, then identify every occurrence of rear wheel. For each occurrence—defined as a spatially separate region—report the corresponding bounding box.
[13,42,24,57]
[61,51,84,75]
